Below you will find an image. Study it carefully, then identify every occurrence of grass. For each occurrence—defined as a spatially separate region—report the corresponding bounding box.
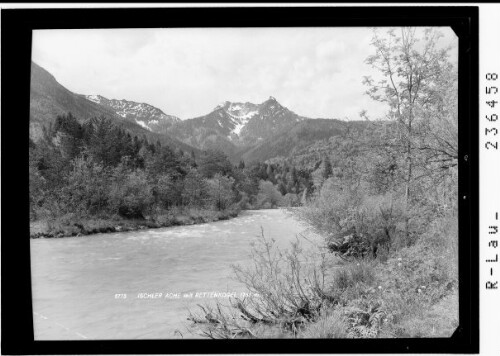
[298,309,348,338]
[332,261,375,293]
[395,292,458,337]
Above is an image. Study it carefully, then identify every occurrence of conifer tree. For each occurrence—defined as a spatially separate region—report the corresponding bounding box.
[322,157,333,180]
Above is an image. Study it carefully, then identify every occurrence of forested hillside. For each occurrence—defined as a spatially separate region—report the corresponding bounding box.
[30,62,120,140]
[30,61,198,155]
[29,113,320,237]
[238,118,356,164]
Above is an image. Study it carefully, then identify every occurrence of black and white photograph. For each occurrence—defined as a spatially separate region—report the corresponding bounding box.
[27,24,462,341]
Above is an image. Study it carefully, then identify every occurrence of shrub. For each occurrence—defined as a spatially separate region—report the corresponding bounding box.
[189,229,336,338]
[231,230,330,329]
[281,193,301,207]
[297,181,408,260]
[236,192,251,210]
[181,168,211,207]
[61,155,111,215]
[256,181,283,208]
[294,178,360,238]
[153,174,180,209]
[206,173,236,211]
[327,232,374,260]
[109,170,153,219]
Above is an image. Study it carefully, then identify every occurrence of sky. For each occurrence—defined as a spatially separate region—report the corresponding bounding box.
[32,27,457,120]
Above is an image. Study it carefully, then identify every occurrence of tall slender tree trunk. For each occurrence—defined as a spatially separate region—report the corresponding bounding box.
[404,114,413,245]
[218,178,221,211]
[404,149,412,244]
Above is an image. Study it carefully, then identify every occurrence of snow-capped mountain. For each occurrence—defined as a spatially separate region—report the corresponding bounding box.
[242,96,303,141]
[85,95,181,134]
[29,61,348,164]
[213,97,302,140]
[169,97,304,154]
[214,100,260,137]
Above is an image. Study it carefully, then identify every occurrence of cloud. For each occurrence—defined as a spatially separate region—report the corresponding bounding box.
[32,27,457,120]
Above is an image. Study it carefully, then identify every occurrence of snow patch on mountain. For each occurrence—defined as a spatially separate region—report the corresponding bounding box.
[86,94,103,104]
[232,121,246,136]
[227,112,257,136]
[214,102,259,137]
[84,94,181,133]
[135,119,151,131]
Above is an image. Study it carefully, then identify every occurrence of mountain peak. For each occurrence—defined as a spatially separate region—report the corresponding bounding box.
[262,96,282,108]
[215,101,230,110]
[86,94,107,104]
[261,96,284,111]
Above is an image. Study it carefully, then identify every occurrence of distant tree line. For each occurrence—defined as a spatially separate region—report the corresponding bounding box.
[29,113,317,223]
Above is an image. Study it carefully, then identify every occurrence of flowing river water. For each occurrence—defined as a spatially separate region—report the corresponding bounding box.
[30,209,315,340]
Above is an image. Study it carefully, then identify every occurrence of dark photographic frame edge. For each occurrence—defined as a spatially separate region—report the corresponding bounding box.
[0,5,479,354]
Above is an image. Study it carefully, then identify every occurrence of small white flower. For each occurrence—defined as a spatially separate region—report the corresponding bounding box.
[397,258,402,261]
[397,263,402,267]
[421,286,426,289]
[417,288,422,293]
[378,286,382,289]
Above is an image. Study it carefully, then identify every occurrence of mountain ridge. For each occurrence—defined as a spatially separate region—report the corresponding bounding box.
[29,61,201,155]
[85,95,181,134]
[168,96,307,158]
[30,62,121,140]
[30,61,360,165]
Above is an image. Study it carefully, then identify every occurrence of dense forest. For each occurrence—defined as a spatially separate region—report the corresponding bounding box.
[187,28,460,339]
[29,113,327,237]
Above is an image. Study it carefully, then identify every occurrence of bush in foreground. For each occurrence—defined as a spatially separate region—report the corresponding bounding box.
[188,214,458,339]
[188,229,336,338]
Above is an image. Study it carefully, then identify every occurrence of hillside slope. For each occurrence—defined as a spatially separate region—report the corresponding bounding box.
[30,62,120,139]
[169,97,304,157]
[29,62,200,154]
[237,119,357,164]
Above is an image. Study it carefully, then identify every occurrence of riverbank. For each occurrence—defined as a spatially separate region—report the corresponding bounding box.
[30,207,241,239]
[188,215,459,339]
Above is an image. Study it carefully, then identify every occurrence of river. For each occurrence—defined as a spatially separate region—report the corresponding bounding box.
[30,209,314,340]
